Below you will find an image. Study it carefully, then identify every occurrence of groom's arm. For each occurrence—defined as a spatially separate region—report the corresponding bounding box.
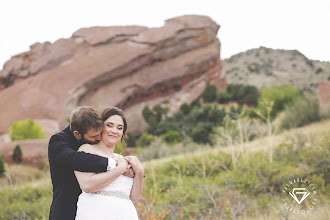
[48,135,114,173]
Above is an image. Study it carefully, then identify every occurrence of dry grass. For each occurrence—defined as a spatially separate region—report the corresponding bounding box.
[0,163,49,187]
[142,119,330,168]
[243,203,330,220]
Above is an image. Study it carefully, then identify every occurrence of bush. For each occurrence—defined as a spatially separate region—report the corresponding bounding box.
[114,141,126,155]
[13,145,23,163]
[126,132,136,148]
[66,116,70,123]
[280,97,320,130]
[202,83,217,102]
[257,85,300,119]
[183,104,225,144]
[190,99,201,108]
[240,85,259,106]
[154,121,181,136]
[0,155,5,177]
[10,119,46,141]
[142,106,157,128]
[217,90,231,103]
[247,62,261,73]
[226,84,259,106]
[190,122,214,144]
[137,133,156,147]
[149,102,225,145]
[153,104,168,122]
[162,131,182,145]
[143,105,168,134]
[179,103,192,115]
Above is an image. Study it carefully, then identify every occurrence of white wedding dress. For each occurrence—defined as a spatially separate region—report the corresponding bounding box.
[75,161,139,220]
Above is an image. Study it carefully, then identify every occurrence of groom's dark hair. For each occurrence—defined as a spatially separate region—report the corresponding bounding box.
[70,106,103,135]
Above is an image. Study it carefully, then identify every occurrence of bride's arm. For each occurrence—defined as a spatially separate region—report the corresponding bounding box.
[74,145,128,193]
[125,156,144,204]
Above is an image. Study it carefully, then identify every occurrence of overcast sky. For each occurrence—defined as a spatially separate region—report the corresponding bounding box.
[1,0,329,69]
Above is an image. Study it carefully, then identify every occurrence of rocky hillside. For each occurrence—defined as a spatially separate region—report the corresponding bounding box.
[223,46,330,91]
[0,15,226,136]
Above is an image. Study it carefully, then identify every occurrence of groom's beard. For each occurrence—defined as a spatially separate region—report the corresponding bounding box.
[78,138,100,145]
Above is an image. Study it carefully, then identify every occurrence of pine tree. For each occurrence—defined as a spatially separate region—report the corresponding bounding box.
[13,145,23,163]
[0,155,5,177]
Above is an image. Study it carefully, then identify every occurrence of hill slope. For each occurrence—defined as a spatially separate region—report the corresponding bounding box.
[223,46,330,91]
[1,120,329,219]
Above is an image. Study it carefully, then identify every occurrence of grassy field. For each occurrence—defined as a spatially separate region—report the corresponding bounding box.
[0,120,329,219]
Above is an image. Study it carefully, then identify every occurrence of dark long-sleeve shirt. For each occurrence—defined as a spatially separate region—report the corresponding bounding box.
[48,126,108,220]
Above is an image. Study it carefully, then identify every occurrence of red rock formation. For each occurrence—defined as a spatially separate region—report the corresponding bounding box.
[0,139,48,164]
[0,15,226,137]
[318,82,330,112]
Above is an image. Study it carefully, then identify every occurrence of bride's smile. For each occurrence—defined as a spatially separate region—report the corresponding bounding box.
[102,115,124,146]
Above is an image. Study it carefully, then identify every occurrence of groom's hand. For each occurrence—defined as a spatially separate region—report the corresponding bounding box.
[124,156,144,178]
[123,164,135,178]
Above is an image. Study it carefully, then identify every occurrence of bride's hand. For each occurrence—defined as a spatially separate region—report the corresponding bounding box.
[123,164,135,178]
[117,155,129,174]
[124,156,144,177]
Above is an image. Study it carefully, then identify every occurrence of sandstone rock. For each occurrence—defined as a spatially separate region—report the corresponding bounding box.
[166,15,220,34]
[0,15,225,136]
[0,139,48,162]
[318,82,330,112]
[73,26,148,45]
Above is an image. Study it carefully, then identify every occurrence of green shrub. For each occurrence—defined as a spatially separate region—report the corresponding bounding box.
[142,106,157,128]
[247,62,261,73]
[66,116,70,123]
[240,85,259,106]
[217,90,231,103]
[190,99,201,108]
[154,121,181,136]
[13,145,23,163]
[280,97,321,129]
[137,132,156,147]
[153,104,168,123]
[202,83,217,102]
[179,103,192,115]
[126,132,136,148]
[149,103,225,145]
[257,85,300,119]
[162,131,182,145]
[114,141,126,155]
[0,155,5,177]
[143,105,168,134]
[10,119,46,141]
[225,84,259,106]
[190,122,213,144]
[183,104,225,144]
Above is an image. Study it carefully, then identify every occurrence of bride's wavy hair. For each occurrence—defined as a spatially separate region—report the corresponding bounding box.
[101,107,128,147]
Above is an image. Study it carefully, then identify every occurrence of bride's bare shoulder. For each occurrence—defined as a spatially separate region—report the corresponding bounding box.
[77,144,95,154]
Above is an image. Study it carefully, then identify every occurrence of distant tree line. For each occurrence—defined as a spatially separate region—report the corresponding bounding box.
[135,82,323,147]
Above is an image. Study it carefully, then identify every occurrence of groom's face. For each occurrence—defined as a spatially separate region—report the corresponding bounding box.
[81,128,103,144]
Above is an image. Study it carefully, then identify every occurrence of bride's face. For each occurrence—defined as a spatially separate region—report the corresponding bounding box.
[102,115,124,146]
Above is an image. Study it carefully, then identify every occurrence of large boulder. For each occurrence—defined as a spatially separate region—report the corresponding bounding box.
[0,15,226,136]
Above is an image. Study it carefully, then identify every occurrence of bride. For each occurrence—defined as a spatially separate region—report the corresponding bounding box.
[74,107,144,220]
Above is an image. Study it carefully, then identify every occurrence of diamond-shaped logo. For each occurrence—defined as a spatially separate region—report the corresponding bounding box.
[289,188,310,204]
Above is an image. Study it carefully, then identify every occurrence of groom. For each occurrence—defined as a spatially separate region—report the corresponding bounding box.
[48,106,134,220]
